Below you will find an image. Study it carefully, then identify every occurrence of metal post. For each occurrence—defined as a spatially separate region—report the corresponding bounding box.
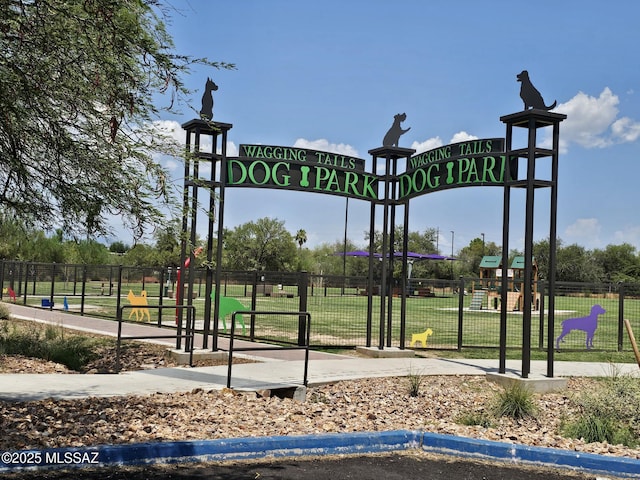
[499,123,513,375]
[457,276,465,350]
[379,154,391,350]
[342,197,348,295]
[618,283,625,352]
[48,263,55,310]
[521,119,538,379]
[547,121,561,378]
[298,271,309,346]
[400,199,410,349]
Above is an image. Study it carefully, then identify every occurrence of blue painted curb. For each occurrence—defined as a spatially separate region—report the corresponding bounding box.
[0,430,421,471]
[1,430,639,477]
[421,432,640,478]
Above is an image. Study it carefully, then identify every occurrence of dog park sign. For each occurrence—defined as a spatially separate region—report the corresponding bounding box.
[399,138,506,200]
[228,139,506,202]
[228,144,377,200]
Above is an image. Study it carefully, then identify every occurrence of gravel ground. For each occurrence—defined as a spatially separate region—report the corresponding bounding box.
[0,351,639,462]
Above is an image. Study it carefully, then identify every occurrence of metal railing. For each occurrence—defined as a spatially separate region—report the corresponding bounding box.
[116,304,196,371]
[225,310,311,389]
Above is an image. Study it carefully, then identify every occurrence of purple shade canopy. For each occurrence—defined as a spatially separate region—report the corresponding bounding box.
[335,250,455,261]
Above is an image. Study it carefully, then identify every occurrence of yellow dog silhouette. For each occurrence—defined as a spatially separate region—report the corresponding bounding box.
[127,290,150,322]
[410,328,433,348]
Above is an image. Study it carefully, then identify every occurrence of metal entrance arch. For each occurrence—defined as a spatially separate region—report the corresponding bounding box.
[179,107,565,379]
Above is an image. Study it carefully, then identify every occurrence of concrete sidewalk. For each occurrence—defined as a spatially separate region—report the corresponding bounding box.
[2,355,638,402]
[1,303,639,402]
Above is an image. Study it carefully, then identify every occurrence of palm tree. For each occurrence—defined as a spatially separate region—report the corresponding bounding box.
[295,229,307,250]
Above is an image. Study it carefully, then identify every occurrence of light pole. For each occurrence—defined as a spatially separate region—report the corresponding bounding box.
[450,230,454,280]
[342,197,348,295]
[481,232,485,256]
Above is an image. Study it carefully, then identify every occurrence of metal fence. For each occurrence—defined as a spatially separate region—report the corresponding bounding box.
[1,260,639,354]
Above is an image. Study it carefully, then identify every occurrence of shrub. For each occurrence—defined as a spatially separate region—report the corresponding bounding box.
[406,367,424,397]
[457,410,495,428]
[0,320,98,371]
[0,303,10,320]
[563,414,636,446]
[562,372,640,447]
[492,382,537,420]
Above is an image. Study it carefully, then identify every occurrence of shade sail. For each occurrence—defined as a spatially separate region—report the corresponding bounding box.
[335,250,455,261]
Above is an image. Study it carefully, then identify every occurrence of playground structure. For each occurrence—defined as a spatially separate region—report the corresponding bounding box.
[475,255,539,312]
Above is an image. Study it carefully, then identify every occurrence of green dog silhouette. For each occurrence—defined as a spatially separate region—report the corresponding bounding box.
[211,290,247,335]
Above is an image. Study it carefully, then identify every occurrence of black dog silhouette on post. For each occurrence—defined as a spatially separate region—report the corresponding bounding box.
[200,77,218,120]
[517,70,556,111]
[383,113,411,147]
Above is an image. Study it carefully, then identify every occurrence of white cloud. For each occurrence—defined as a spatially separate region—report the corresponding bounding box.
[411,131,479,154]
[612,226,640,248]
[611,117,640,143]
[152,120,184,144]
[563,218,602,247]
[293,138,359,157]
[551,88,640,151]
[411,136,443,153]
[449,131,478,144]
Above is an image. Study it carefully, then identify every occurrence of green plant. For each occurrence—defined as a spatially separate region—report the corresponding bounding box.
[0,303,10,320]
[492,382,537,420]
[562,414,635,446]
[44,323,63,341]
[562,372,640,447]
[46,336,97,371]
[0,320,98,371]
[457,410,495,428]
[406,366,424,397]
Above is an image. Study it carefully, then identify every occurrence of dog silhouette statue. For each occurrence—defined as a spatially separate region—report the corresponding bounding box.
[200,77,218,120]
[212,290,247,335]
[383,113,411,147]
[555,304,606,351]
[517,70,556,111]
[410,328,433,348]
[127,290,151,322]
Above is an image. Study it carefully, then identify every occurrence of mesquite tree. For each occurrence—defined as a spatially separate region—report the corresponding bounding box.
[1,0,232,239]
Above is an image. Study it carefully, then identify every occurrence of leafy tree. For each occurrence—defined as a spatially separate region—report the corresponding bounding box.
[109,241,129,254]
[153,219,182,267]
[556,244,602,283]
[310,240,365,277]
[22,231,66,263]
[223,218,297,271]
[593,244,640,283]
[456,237,501,277]
[63,239,110,265]
[0,216,29,260]
[1,0,233,239]
[122,243,157,267]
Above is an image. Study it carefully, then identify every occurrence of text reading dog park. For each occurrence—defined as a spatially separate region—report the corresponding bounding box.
[399,138,506,199]
[230,145,376,200]
[229,140,506,202]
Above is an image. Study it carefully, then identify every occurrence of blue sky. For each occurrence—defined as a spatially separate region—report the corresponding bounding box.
[139,0,640,256]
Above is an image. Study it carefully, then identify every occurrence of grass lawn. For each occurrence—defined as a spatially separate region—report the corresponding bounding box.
[7,281,640,362]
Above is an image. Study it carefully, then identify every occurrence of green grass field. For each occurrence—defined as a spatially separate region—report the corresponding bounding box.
[5,281,640,363]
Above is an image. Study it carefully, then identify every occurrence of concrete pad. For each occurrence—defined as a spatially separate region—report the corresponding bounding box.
[486,372,568,393]
[356,346,415,358]
[166,348,228,365]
